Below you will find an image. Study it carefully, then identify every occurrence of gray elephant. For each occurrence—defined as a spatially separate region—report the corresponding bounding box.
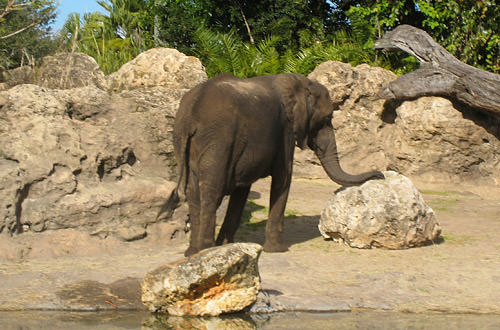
[163,73,383,256]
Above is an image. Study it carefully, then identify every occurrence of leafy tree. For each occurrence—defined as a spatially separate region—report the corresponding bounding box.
[417,0,499,73]
[54,0,499,76]
[194,28,281,78]
[0,0,57,69]
[283,30,380,75]
[57,0,153,73]
[194,26,391,78]
[152,0,342,55]
[97,0,153,50]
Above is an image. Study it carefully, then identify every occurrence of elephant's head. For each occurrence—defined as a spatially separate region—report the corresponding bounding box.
[275,73,384,187]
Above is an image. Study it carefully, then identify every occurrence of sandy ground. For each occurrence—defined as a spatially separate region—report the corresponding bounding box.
[0,174,499,314]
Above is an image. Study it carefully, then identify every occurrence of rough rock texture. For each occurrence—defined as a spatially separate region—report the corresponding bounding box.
[385,97,500,184]
[304,61,396,176]
[319,171,441,249]
[107,48,207,91]
[142,243,262,316]
[36,53,107,90]
[301,60,500,184]
[0,48,207,241]
[1,66,35,89]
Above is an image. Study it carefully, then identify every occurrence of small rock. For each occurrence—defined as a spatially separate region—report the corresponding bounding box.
[319,171,441,249]
[142,243,262,316]
[115,225,147,241]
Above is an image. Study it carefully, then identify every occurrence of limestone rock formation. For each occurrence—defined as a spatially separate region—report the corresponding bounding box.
[319,171,441,249]
[36,53,107,90]
[386,97,500,183]
[1,66,35,89]
[0,48,207,242]
[302,61,396,176]
[107,47,206,91]
[301,60,500,184]
[142,243,262,316]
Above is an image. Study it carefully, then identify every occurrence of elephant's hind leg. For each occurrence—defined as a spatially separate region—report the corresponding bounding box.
[185,169,201,257]
[216,186,251,245]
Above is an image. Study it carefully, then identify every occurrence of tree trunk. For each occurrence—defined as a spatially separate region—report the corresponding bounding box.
[374,25,500,118]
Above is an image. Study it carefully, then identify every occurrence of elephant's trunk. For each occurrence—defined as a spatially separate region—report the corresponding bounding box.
[312,125,384,187]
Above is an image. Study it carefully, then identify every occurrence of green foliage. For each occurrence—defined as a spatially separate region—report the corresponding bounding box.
[0,0,57,70]
[347,0,499,73]
[284,30,379,74]
[19,0,496,76]
[153,0,342,54]
[195,26,395,78]
[57,0,152,74]
[194,28,282,78]
[417,0,499,73]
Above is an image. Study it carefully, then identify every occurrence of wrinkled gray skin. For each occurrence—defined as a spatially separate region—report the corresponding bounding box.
[162,73,384,257]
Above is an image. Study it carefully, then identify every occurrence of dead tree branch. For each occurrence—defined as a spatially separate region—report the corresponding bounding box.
[374,25,500,118]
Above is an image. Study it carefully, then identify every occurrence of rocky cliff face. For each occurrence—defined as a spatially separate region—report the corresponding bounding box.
[0,48,207,239]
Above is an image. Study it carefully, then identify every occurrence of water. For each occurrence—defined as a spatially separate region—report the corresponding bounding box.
[1,311,500,329]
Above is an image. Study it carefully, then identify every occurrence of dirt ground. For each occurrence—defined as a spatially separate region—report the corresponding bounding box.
[0,174,499,314]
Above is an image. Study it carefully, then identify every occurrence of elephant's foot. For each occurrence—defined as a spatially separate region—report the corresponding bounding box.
[185,240,215,256]
[263,240,288,253]
[215,233,225,246]
[184,246,200,257]
[215,233,234,246]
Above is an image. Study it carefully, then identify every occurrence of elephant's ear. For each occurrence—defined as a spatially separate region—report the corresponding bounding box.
[273,74,311,149]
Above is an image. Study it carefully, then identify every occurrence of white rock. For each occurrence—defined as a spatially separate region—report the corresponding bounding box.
[319,171,441,249]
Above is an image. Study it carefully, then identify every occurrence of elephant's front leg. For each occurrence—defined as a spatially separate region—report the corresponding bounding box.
[264,169,292,253]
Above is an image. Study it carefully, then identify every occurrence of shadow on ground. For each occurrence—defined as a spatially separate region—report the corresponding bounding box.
[235,212,322,249]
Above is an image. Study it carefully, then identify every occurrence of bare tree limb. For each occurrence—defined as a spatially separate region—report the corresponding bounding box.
[374,25,500,118]
[0,19,41,40]
[0,0,15,20]
[239,5,254,45]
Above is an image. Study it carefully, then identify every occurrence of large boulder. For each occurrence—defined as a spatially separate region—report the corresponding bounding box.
[385,97,500,184]
[1,66,35,89]
[107,47,206,91]
[0,48,207,242]
[319,171,441,249]
[142,243,262,316]
[305,61,396,176]
[36,53,107,90]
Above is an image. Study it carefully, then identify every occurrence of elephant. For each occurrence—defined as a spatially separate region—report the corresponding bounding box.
[162,73,384,257]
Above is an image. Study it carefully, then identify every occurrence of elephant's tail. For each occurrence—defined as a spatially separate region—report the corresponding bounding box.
[156,133,191,221]
[156,186,181,221]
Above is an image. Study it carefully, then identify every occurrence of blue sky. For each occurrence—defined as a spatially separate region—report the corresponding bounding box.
[53,0,105,31]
